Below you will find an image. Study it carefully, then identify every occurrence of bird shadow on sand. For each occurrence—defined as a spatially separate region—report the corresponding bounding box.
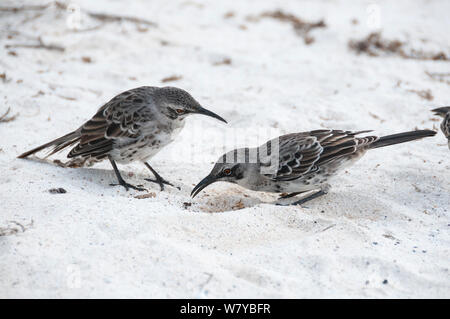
[315,189,394,221]
[16,156,180,193]
[191,185,399,221]
[378,169,449,204]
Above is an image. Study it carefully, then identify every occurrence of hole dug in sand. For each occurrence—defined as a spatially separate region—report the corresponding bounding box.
[193,188,267,213]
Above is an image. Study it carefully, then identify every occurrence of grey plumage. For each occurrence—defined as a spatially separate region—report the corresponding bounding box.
[19,86,227,191]
[432,106,450,149]
[191,129,436,205]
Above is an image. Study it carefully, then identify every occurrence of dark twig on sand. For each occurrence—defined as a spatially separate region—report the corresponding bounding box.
[407,89,434,101]
[88,12,157,27]
[1,1,157,28]
[425,71,450,85]
[0,4,51,12]
[0,107,19,123]
[0,220,33,237]
[5,36,65,52]
[161,75,183,83]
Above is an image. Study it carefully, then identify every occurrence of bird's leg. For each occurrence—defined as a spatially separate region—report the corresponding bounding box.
[278,191,305,199]
[289,189,327,206]
[144,162,178,191]
[277,184,331,206]
[109,156,145,191]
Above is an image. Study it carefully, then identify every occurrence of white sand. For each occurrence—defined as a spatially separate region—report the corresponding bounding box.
[0,0,449,298]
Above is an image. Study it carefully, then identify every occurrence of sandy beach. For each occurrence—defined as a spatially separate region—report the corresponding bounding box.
[0,0,449,298]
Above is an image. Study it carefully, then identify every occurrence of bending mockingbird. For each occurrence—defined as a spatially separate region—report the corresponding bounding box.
[192,129,436,205]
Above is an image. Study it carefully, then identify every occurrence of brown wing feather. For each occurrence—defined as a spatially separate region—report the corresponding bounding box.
[266,130,379,181]
[315,130,378,166]
[262,132,323,181]
[67,86,155,159]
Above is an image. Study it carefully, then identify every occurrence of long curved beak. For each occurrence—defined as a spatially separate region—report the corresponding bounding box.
[197,107,227,123]
[191,175,218,198]
[432,106,450,116]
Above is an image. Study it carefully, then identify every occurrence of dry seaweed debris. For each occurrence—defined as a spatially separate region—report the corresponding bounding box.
[5,36,65,52]
[0,1,157,28]
[396,80,434,101]
[426,71,450,86]
[134,192,156,199]
[81,56,92,63]
[0,4,49,12]
[250,10,326,44]
[407,89,434,101]
[224,11,235,19]
[0,220,33,237]
[87,11,157,27]
[161,75,183,83]
[232,200,245,210]
[368,112,385,123]
[349,32,449,61]
[0,107,19,123]
[213,57,232,66]
[0,73,8,83]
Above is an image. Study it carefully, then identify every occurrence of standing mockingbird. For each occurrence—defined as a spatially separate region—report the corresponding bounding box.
[432,107,450,149]
[19,86,227,191]
[191,129,436,205]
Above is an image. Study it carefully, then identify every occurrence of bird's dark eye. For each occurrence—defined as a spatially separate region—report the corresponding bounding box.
[176,109,184,114]
[223,168,232,176]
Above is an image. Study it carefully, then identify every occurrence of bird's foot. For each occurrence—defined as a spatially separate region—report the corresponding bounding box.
[289,190,327,206]
[276,202,301,207]
[278,192,303,200]
[144,178,180,191]
[276,189,327,206]
[275,201,308,208]
[110,181,146,192]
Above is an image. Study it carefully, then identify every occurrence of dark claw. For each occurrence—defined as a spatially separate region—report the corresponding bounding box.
[110,182,146,192]
[289,198,311,206]
[143,162,180,191]
[275,202,307,208]
[276,202,296,207]
[278,192,303,200]
[289,190,327,206]
[144,178,180,191]
[276,190,327,206]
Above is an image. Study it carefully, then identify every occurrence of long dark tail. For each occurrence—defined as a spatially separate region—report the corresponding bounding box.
[18,130,81,159]
[369,129,436,149]
[432,106,450,116]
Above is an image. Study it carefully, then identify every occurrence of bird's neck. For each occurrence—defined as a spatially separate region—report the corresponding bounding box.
[165,117,186,140]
